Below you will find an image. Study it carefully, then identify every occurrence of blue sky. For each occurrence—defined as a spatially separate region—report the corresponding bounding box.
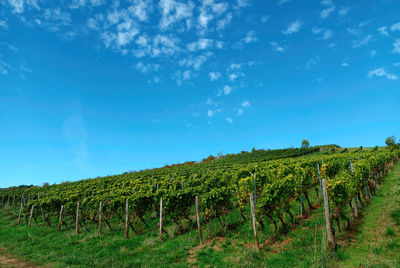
[0,0,399,188]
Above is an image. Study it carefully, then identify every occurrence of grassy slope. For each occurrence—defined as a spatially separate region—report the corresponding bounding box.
[0,162,398,267]
[331,161,400,268]
[0,185,327,267]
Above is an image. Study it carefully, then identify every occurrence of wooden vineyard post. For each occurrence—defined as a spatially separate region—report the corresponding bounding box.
[75,202,80,235]
[125,199,129,239]
[195,196,203,245]
[17,199,23,224]
[249,194,260,252]
[99,201,102,236]
[299,193,303,217]
[28,205,34,228]
[353,196,358,217]
[317,164,323,200]
[58,205,64,231]
[159,198,163,241]
[321,179,335,251]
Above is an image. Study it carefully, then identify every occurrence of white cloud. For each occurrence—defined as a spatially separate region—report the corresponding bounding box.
[378,26,389,36]
[370,50,376,57]
[0,59,11,75]
[187,38,213,51]
[223,85,232,95]
[229,63,242,70]
[135,61,160,73]
[322,29,333,40]
[352,34,372,48]
[209,71,221,81]
[174,69,192,85]
[283,19,303,35]
[320,6,335,19]
[312,27,333,40]
[0,42,18,52]
[229,73,238,81]
[8,0,25,13]
[159,0,194,31]
[151,34,180,57]
[241,100,250,108]
[225,117,233,123]
[0,20,8,29]
[179,52,212,70]
[394,62,400,67]
[321,0,332,5]
[198,1,229,34]
[216,12,232,31]
[270,41,285,52]
[393,39,400,54]
[237,108,244,116]
[346,28,361,36]
[341,62,349,67]
[391,22,400,31]
[338,7,349,16]
[130,0,151,22]
[241,30,257,44]
[70,0,104,9]
[367,68,398,80]
[207,108,221,117]
[234,0,250,9]
[305,55,320,69]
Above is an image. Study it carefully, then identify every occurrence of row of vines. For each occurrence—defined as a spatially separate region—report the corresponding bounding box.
[0,149,399,250]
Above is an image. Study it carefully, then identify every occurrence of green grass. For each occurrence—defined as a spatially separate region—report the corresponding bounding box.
[0,162,399,267]
[329,161,400,268]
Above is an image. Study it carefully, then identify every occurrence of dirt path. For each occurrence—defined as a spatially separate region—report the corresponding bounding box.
[0,249,39,268]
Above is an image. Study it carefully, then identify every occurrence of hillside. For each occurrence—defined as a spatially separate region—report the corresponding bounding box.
[0,146,399,267]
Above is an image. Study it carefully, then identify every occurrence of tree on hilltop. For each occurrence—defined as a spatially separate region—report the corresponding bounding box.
[301,139,310,149]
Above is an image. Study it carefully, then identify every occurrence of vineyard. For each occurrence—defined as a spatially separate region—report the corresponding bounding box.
[0,147,399,266]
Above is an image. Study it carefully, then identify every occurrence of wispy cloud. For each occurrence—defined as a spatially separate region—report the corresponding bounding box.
[378,26,389,36]
[225,117,233,123]
[241,100,250,108]
[223,85,233,95]
[320,6,335,19]
[352,34,372,48]
[207,108,221,117]
[0,59,11,75]
[391,22,400,31]
[0,20,8,29]
[135,61,160,73]
[174,70,192,85]
[367,68,398,80]
[159,0,194,31]
[187,38,214,52]
[209,71,221,81]
[321,0,332,5]
[305,55,320,69]
[270,41,285,52]
[311,27,333,40]
[283,19,303,35]
[393,39,400,54]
